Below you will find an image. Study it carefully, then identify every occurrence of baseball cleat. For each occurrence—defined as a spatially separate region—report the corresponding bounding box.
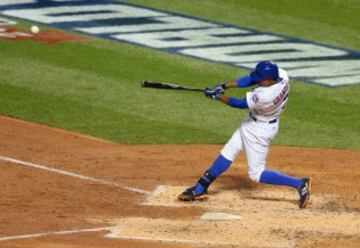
[177,187,209,201]
[298,178,312,208]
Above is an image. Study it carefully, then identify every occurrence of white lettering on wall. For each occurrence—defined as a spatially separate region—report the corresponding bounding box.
[1,0,359,87]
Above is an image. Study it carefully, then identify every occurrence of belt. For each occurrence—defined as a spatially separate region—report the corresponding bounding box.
[250,114,277,124]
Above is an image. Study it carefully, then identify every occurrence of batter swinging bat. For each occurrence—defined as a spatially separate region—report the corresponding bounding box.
[141,81,204,92]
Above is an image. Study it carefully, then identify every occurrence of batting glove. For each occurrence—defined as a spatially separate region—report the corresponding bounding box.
[214,83,227,92]
[204,87,223,100]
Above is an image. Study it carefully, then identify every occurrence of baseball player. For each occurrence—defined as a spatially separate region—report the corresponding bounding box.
[177,61,311,208]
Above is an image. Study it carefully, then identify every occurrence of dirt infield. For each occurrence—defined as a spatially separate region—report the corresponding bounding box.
[0,26,85,44]
[0,116,359,248]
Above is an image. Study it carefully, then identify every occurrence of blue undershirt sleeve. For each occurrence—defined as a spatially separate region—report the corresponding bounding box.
[227,97,249,109]
[236,75,256,88]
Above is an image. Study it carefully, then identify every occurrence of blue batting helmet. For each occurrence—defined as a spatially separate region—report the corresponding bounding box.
[250,61,279,83]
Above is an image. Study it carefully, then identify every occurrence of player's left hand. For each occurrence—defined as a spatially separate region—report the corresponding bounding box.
[204,87,223,100]
[214,83,227,92]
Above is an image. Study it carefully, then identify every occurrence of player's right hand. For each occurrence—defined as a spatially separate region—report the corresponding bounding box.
[204,87,223,100]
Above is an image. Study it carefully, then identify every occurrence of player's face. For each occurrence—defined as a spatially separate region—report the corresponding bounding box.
[259,79,276,87]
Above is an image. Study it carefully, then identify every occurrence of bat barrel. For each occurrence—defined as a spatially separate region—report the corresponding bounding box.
[141,80,204,92]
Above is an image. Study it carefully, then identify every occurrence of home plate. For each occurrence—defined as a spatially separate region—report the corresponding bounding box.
[200,212,242,221]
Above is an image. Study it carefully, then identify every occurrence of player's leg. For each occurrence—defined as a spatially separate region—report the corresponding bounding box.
[242,121,311,208]
[259,170,303,188]
[260,170,312,208]
[177,127,243,201]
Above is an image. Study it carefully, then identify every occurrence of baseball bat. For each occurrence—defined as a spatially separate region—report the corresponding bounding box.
[141,80,204,92]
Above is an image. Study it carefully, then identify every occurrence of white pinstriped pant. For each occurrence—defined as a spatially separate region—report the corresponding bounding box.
[221,116,279,182]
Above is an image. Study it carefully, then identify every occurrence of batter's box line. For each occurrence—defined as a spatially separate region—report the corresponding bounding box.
[0,226,112,242]
[0,155,150,195]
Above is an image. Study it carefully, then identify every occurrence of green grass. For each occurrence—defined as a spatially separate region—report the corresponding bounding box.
[1,37,359,149]
[0,0,359,149]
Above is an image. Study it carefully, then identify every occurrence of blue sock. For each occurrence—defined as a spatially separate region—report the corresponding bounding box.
[194,155,232,194]
[260,169,303,189]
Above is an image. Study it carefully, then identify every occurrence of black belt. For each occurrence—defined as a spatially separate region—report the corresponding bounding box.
[250,114,277,124]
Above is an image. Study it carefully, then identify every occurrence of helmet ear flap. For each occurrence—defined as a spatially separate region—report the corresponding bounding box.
[250,70,262,83]
[271,65,279,81]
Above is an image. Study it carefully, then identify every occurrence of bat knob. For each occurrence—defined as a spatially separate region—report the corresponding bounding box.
[141,80,149,87]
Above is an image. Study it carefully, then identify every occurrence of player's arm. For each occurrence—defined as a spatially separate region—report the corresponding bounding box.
[222,75,256,89]
[219,95,249,109]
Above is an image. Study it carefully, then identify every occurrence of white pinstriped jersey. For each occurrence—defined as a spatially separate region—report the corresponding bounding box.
[246,68,290,121]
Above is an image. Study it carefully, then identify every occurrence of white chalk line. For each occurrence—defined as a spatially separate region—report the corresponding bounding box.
[0,157,263,247]
[0,155,150,195]
[0,226,112,241]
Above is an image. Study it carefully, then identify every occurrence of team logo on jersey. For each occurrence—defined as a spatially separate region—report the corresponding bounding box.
[1,0,359,87]
[252,94,259,104]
